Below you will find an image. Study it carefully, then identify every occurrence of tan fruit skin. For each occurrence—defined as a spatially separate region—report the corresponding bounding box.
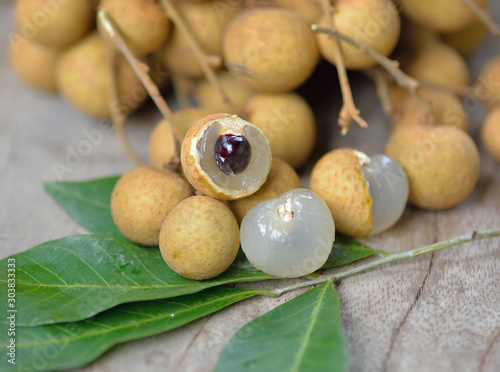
[442,20,487,56]
[160,196,240,280]
[98,0,170,56]
[310,148,373,237]
[223,8,319,93]
[231,158,301,224]
[8,33,61,92]
[246,93,316,168]
[385,125,480,210]
[400,0,488,33]
[481,108,500,163]
[111,166,193,246]
[15,0,93,48]
[406,43,470,90]
[317,0,400,70]
[56,33,145,118]
[475,56,500,110]
[393,88,468,132]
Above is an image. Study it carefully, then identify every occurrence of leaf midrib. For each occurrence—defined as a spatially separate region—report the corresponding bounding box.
[290,282,330,372]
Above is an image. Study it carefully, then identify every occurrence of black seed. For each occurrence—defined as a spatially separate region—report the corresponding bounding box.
[214,134,252,175]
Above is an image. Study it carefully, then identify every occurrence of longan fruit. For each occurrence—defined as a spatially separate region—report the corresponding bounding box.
[99,0,170,56]
[111,166,194,246]
[15,0,93,48]
[442,20,487,55]
[160,195,240,280]
[475,56,500,110]
[400,0,488,33]
[317,0,401,70]
[56,33,146,118]
[385,125,480,210]
[246,92,316,168]
[393,88,468,132]
[223,8,319,93]
[194,72,255,113]
[8,33,61,92]
[405,42,470,90]
[481,108,500,163]
[247,0,321,24]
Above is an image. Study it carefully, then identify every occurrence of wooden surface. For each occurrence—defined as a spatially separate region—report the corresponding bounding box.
[1,2,500,372]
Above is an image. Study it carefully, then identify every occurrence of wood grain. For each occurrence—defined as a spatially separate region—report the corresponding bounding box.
[1,2,499,372]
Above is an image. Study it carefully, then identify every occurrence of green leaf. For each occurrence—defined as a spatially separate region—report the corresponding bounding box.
[322,233,387,269]
[0,287,266,372]
[216,281,348,372]
[0,235,275,327]
[231,234,385,270]
[43,177,124,239]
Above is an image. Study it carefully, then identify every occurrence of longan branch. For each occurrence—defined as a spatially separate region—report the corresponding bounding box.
[98,10,183,153]
[159,0,231,106]
[319,0,367,135]
[270,229,500,296]
[461,0,500,38]
[106,46,144,165]
[363,67,394,116]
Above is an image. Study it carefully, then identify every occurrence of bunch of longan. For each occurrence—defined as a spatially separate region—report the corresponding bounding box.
[8,0,500,280]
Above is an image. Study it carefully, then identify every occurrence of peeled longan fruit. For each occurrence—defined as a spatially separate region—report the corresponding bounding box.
[15,0,93,48]
[98,0,170,56]
[158,1,242,78]
[231,158,301,224]
[317,0,400,70]
[475,56,500,110]
[194,72,255,113]
[8,33,61,92]
[481,108,500,163]
[400,0,488,33]
[246,92,316,168]
[405,42,470,90]
[393,88,468,132]
[385,125,480,210]
[442,20,487,55]
[111,166,194,246]
[160,195,240,280]
[223,8,319,93]
[149,107,214,170]
[56,33,146,118]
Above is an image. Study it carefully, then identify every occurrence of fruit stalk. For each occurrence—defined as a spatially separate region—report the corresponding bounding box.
[319,0,367,135]
[461,0,500,38]
[270,229,500,296]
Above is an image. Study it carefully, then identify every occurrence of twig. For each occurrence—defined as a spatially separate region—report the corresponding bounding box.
[363,67,394,116]
[319,0,367,135]
[170,73,192,109]
[159,0,230,106]
[461,0,500,39]
[98,10,182,162]
[270,229,500,296]
[106,45,145,164]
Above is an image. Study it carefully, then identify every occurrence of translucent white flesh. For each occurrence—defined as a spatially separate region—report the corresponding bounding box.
[198,122,271,192]
[360,154,409,235]
[240,189,336,278]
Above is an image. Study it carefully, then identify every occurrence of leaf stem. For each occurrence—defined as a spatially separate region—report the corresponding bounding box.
[461,0,500,39]
[269,229,500,296]
[97,10,183,156]
[318,0,367,135]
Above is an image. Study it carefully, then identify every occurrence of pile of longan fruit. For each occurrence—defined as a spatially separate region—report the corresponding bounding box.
[8,0,500,280]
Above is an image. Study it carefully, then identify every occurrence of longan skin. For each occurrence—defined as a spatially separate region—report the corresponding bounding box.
[475,56,500,110]
[310,148,373,237]
[481,108,500,163]
[99,0,170,56]
[385,126,480,210]
[160,196,240,280]
[231,158,301,224]
[223,8,319,93]
[442,20,487,55]
[111,166,194,247]
[56,33,146,118]
[15,0,93,48]
[246,92,316,168]
[317,0,401,70]
[393,88,468,132]
[405,42,470,90]
[400,0,488,33]
[8,33,61,92]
